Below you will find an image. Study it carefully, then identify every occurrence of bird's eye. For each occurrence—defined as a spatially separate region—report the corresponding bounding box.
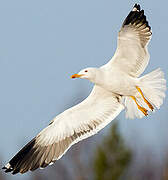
[85,70,88,72]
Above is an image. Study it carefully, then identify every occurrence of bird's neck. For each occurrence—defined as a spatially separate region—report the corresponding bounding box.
[90,68,105,86]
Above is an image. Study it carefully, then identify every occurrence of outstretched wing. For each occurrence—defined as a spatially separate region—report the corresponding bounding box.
[3,86,124,174]
[107,4,152,77]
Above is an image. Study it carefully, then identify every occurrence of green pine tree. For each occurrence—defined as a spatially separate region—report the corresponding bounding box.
[93,122,132,180]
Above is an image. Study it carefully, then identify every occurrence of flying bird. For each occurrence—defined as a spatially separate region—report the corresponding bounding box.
[3,4,166,174]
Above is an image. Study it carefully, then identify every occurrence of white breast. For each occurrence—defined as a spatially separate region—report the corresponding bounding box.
[99,66,138,96]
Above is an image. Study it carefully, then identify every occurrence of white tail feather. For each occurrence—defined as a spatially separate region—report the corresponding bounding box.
[125,68,166,119]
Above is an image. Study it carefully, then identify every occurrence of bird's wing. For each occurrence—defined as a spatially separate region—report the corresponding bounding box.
[3,85,124,174]
[106,4,152,77]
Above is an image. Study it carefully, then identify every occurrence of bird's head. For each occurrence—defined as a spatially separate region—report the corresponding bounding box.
[71,67,99,82]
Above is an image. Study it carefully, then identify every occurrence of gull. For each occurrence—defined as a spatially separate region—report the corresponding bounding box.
[3,4,166,174]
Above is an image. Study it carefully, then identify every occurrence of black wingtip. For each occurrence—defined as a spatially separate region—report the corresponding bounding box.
[5,169,12,173]
[2,138,36,174]
[134,4,141,11]
[2,164,13,173]
[122,4,151,32]
[12,169,20,175]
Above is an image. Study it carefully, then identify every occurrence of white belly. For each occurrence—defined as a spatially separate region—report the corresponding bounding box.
[100,70,138,96]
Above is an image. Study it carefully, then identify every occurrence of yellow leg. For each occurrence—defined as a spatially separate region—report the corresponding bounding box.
[130,96,148,116]
[136,86,154,111]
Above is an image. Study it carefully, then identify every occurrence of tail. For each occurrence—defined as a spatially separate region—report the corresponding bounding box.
[125,68,166,119]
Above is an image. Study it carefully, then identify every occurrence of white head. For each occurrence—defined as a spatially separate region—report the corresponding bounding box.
[71,67,100,83]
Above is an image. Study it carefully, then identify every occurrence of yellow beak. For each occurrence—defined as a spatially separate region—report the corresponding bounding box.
[71,74,83,79]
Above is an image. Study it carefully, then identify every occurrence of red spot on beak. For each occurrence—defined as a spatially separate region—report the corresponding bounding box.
[71,74,83,79]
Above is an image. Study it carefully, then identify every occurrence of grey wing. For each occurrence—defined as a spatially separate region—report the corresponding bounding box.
[106,4,152,77]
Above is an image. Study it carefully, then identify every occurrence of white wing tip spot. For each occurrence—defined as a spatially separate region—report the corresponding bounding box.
[132,7,139,12]
[5,163,11,169]
[49,162,54,166]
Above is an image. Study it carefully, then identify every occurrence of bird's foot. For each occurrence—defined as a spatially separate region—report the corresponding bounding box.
[137,105,148,116]
[130,96,148,116]
[136,86,154,111]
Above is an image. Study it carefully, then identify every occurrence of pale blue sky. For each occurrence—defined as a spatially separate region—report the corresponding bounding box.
[0,0,168,179]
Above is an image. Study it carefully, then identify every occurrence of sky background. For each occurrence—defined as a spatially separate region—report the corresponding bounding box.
[0,0,168,179]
